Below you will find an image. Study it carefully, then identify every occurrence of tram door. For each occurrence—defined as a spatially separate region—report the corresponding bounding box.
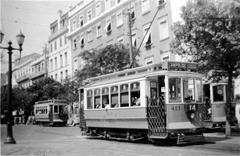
[147,76,167,138]
[210,83,226,122]
[203,84,211,121]
[49,105,53,123]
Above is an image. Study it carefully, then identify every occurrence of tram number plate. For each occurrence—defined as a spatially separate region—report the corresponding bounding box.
[188,104,196,111]
[171,105,181,111]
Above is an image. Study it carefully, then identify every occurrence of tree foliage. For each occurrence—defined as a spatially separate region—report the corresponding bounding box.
[171,0,240,135]
[171,0,240,74]
[75,43,140,84]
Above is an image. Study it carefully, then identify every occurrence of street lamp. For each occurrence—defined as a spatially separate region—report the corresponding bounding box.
[0,30,25,144]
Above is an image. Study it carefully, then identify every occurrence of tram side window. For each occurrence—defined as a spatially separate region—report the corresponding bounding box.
[59,105,64,114]
[102,87,109,108]
[87,90,93,109]
[111,86,119,108]
[183,78,195,102]
[54,105,58,113]
[94,89,101,109]
[131,82,140,106]
[213,85,224,102]
[169,78,181,103]
[195,79,203,102]
[120,84,129,107]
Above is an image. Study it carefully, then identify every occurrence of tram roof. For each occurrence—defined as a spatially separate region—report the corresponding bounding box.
[35,99,67,105]
[84,61,201,88]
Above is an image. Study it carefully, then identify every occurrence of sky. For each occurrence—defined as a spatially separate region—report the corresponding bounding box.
[0,0,79,73]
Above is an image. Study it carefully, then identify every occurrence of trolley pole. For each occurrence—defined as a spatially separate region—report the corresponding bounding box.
[128,9,134,68]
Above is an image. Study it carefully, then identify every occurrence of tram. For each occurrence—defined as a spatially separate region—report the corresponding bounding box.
[203,82,227,128]
[34,99,68,126]
[79,61,205,144]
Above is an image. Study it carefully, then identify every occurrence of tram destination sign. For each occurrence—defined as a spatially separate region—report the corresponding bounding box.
[164,61,198,72]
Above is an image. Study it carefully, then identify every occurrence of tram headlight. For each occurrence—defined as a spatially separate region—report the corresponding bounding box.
[190,112,195,119]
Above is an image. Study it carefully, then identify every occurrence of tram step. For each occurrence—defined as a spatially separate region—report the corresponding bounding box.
[177,134,205,145]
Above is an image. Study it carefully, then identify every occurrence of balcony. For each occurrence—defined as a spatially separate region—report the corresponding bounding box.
[16,74,30,83]
[48,27,68,42]
[30,70,46,80]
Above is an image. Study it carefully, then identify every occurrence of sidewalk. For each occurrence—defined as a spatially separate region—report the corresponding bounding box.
[203,129,240,152]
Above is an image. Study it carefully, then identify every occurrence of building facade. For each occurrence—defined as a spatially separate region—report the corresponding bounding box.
[30,53,48,84]
[13,53,41,88]
[48,10,72,82]
[67,0,188,77]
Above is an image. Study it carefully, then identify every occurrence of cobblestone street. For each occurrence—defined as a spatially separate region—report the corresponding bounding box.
[1,125,240,156]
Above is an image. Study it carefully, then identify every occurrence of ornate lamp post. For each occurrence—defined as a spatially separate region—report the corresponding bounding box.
[0,30,25,144]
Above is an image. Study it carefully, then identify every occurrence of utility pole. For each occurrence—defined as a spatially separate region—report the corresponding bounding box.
[127,8,134,68]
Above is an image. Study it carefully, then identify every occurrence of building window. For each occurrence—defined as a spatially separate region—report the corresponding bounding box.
[159,19,169,40]
[74,59,78,72]
[130,6,136,21]
[50,44,53,53]
[60,55,63,67]
[116,11,123,27]
[145,56,153,65]
[80,37,85,48]
[143,25,152,49]
[79,16,84,27]
[87,29,93,42]
[64,35,67,44]
[65,70,68,79]
[106,18,112,34]
[60,71,63,81]
[72,20,77,31]
[73,39,77,49]
[54,41,57,50]
[141,0,150,14]
[50,59,53,71]
[96,3,101,16]
[162,56,169,61]
[117,0,122,3]
[96,24,102,38]
[117,36,124,44]
[60,38,62,47]
[64,52,68,66]
[105,0,111,10]
[87,9,92,22]
[132,33,137,47]
[55,57,58,69]
[55,74,58,80]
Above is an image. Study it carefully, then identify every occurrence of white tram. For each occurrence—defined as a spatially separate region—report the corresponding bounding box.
[79,61,205,144]
[34,99,68,126]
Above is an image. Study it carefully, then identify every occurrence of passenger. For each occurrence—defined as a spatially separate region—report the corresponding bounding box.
[104,104,110,109]
[132,97,140,106]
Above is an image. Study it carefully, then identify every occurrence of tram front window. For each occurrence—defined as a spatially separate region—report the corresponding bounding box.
[183,78,195,102]
[169,78,181,103]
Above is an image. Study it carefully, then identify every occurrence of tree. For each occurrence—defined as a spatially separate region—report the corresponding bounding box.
[75,43,140,85]
[171,0,240,136]
[27,77,63,101]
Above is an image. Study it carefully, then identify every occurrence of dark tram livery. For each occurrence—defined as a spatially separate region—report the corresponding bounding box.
[79,61,205,144]
[34,99,68,126]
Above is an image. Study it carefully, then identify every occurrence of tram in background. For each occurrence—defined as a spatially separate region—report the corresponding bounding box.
[79,61,206,144]
[203,82,227,128]
[34,99,68,126]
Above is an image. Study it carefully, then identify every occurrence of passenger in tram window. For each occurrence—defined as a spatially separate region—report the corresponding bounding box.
[132,96,140,106]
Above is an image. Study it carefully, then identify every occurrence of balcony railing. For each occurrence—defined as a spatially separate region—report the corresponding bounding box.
[30,70,46,79]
